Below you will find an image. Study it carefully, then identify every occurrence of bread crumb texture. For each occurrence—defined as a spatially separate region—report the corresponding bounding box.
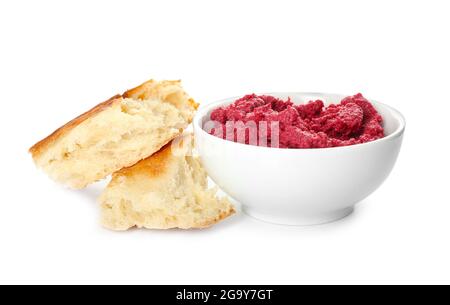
[29,80,198,189]
[99,140,235,230]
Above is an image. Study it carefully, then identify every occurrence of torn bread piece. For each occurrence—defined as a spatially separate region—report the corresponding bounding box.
[99,139,235,230]
[29,80,198,189]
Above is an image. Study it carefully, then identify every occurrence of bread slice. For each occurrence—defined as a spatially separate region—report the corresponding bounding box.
[99,138,235,230]
[29,80,198,189]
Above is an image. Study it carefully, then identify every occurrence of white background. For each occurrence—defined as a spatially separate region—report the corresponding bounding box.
[1,0,449,284]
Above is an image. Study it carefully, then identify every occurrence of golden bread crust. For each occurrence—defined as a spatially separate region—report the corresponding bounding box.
[123,79,198,111]
[112,142,173,180]
[29,79,198,158]
[121,208,236,230]
[100,139,236,230]
[194,208,236,229]
[29,95,121,157]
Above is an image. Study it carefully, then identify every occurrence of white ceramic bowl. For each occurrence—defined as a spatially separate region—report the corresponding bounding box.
[193,93,405,225]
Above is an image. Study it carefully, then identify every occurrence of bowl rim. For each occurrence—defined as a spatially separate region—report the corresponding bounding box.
[193,92,406,152]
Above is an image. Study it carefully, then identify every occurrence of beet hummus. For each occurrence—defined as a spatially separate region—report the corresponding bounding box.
[208,93,384,148]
